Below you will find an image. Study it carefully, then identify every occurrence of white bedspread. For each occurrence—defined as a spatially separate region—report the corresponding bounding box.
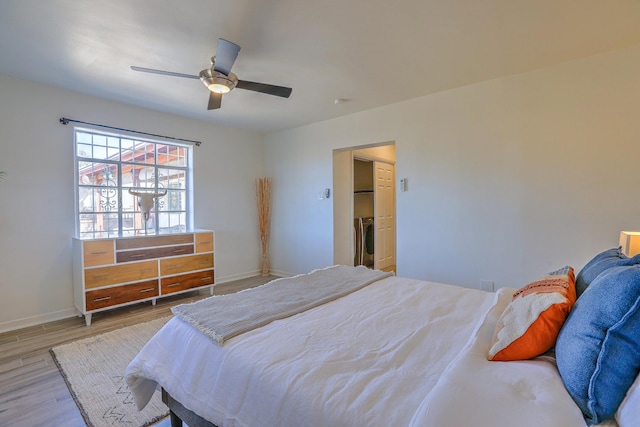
[409,287,609,427]
[126,276,497,427]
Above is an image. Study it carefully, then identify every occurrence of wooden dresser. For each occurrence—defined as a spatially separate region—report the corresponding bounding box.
[72,231,215,325]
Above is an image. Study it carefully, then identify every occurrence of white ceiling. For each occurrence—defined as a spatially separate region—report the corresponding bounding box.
[2,0,640,134]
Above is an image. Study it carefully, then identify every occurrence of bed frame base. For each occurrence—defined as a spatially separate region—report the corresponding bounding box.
[161,388,218,427]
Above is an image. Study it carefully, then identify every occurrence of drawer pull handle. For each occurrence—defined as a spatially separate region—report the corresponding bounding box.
[141,269,154,273]
[130,254,146,258]
[201,277,212,281]
[91,251,108,255]
[166,283,180,287]
[173,249,186,253]
[139,288,155,293]
[166,265,176,269]
[93,296,111,302]
[93,275,109,280]
[199,241,210,244]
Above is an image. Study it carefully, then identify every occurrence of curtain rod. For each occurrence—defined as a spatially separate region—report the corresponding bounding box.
[59,117,201,147]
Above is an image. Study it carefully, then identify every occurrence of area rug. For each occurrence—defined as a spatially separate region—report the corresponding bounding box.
[50,317,171,427]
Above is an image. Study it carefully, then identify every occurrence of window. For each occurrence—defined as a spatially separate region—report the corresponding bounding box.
[75,128,193,239]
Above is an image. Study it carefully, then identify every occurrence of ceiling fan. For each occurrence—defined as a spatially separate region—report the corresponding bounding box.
[131,38,292,110]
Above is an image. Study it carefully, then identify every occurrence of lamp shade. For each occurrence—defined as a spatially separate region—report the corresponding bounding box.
[619,231,640,257]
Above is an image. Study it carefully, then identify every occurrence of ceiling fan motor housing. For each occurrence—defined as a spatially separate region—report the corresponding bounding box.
[199,68,238,93]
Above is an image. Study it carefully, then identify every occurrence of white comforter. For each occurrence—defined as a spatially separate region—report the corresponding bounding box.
[125,276,593,427]
[409,287,595,427]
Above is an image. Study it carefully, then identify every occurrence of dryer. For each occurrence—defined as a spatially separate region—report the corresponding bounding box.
[354,217,375,268]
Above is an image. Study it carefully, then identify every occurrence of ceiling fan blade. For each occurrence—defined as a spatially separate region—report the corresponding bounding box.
[213,39,241,76]
[236,80,292,98]
[207,92,222,110]
[130,66,199,79]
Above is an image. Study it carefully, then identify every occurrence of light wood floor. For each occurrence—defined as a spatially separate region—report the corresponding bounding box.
[0,275,277,427]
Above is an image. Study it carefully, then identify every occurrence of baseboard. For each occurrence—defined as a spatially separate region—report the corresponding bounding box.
[215,269,289,283]
[215,270,262,283]
[0,307,78,334]
[268,269,294,278]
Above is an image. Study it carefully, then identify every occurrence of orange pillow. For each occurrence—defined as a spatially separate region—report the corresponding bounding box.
[487,266,576,361]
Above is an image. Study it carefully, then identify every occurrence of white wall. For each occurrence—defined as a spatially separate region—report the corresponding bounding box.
[0,75,264,331]
[264,45,640,289]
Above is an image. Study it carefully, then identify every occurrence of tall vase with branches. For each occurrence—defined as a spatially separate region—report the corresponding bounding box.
[256,178,272,276]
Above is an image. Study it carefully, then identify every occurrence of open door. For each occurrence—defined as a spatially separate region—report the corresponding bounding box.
[374,161,395,271]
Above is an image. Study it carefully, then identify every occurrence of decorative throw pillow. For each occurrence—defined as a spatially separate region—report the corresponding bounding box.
[556,265,640,425]
[575,247,640,297]
[487,266,576,361]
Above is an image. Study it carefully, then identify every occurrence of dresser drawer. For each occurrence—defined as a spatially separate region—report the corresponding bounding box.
[195,232,214,253]
[83,240,114,267]
[85,279,159,310]
[161,269,215,294]
[84,260,158,289]
[160,253,214,276]
[116,234,194,250]
[116,244,194,263]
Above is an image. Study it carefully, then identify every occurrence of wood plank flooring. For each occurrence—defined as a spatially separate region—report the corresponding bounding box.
[0,275,277,427]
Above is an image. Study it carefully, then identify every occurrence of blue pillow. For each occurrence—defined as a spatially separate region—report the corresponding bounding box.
[556,265,640,425]
[575,247,639,297]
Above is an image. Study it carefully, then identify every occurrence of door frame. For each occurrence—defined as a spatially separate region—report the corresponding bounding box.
[332,142,396,268]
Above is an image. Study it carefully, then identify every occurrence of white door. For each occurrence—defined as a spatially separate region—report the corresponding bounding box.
[374,161,395,270]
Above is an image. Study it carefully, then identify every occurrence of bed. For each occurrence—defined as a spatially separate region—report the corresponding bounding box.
[125,261,640,427]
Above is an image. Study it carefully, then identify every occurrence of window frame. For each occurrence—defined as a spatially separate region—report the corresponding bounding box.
[73,126,194,239]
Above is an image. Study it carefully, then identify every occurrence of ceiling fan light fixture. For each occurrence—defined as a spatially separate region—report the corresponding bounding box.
[210,83,231,94]
[199,69,238,94]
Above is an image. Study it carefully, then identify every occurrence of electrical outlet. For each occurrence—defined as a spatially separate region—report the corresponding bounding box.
[480,280,494,292]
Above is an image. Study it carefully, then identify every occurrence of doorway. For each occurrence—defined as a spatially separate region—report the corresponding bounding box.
[332,143,396,272]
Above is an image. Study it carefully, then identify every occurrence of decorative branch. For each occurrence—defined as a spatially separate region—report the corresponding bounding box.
[256,178,272,276]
